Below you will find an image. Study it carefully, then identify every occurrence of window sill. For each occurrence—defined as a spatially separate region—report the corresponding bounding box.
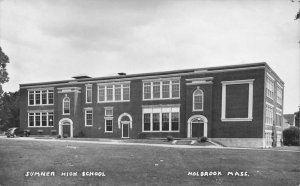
[85,125,93,127]
[105,131,113,133]
[98,100,130,103]
[221,118,252,122]
[143,97,180,101]
[142,131,180,133]
[28,104,54,106]
[28,126,54,128]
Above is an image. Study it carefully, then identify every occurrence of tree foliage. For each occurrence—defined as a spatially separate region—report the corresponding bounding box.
[0,91,20,131]
[0,46,10,94]
[283,126,300,146]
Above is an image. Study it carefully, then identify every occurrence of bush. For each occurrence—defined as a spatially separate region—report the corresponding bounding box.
[198,136,208,143]
[74,131,85,138]
[283,127,300,146]
[166,135,174,141]
[138,133,147,139]
[57,135,61,139]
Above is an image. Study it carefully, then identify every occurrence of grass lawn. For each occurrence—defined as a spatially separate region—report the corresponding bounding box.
[0,138,299,186]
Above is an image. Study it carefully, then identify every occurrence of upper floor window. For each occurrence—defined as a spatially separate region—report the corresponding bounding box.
[265,103,274,126]
[143,79,180,100]
[276,86,283,105]
[28,111,54,127]
[266,74,274,100]
[86,85,92,103]
[28,89,54,106]
[63,97,70,115]
[98,83,130,103]
[85,108,93,126]
[275,108,282,127]
[193,88,204,111]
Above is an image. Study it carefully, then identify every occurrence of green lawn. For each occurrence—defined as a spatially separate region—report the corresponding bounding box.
[0,138,299,186]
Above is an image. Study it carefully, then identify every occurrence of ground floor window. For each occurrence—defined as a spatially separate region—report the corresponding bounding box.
[265,130,272,148]
[85,108,93,126]
[142,106,180,132]
[105,118,113,132]
[276,131,282,147]
[28,111,54,127]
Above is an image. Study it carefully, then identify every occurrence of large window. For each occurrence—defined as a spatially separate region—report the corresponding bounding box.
[28,111,54,127]
[98,83,130,102]
[143,79,180,100]
[85,108,93,126]
[28,89,54,106]
[266,74,274,100]
[86,85,92,103]
[63,97,70,115]
[143,106,180,132]
[276,108,282,127]
[265,103,274,126]
[193,88,204,111]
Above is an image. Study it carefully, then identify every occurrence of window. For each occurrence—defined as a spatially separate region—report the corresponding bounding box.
[85,109,93,126]
[98,83,130,102]
[63,97,70,115]
[265,103,274,126]
[28,111,54,127]
[105,119,113,132]
[28,89,54,106]
[221,79,254,122]
[265,130,272,148]
[86,85,92,103]
[143,79,180,100]
[193,88,204,111]
[142,106,180,132]
[266,74,274,100]
[105,107,113,116]
[276,86,283,105]
[162,81,170,98]
[276,108,282,127]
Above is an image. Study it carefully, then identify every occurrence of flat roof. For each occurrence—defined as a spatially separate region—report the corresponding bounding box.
[19,62,283,88]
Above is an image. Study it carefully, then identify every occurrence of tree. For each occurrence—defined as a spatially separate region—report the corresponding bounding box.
[0,91,20,130]
[0,46,10,95]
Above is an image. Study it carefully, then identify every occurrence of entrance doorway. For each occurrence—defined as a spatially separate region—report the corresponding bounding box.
[118,113,132,138]
[187,115,208,138]
[58,118,73,138]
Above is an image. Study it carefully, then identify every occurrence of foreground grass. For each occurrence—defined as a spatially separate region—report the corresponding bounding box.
[0,138,299,186]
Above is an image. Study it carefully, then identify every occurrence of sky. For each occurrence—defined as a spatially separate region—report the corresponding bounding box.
[0,0,299,113]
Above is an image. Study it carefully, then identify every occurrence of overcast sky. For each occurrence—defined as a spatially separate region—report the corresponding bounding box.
[0,0,299,113]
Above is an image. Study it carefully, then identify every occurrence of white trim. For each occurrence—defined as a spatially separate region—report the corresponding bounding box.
[62,96,70,115]
[105,107,114,117]
[142,80,180,100]
[28,89,54,106]
[186,82,212,85]
[265,102,274,107]
[186,77,214,81]
[85,84,92,104]
[266,72,275,81]
[104,118,113,133]
[276,82,283,89]
[84,108,93,127]
[221,79,254,122]
[142,104,181,108]
[97,83,130,103]
[118,113,133,129]
[142,77,181,82]
[121,123,130,138]
[187,115,208,138]
[96,81,131,86]
[28,111,54,128]
[193,87,204,111]
[58,118,73,138]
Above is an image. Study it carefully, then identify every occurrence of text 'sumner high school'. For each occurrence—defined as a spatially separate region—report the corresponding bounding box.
[19,62,284,148]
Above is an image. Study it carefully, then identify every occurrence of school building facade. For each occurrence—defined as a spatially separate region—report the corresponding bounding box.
[19,62,284,148]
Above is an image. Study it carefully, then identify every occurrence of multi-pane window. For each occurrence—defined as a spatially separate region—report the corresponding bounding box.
[28,89,54,106]
[276,109,282,127]
[86,85,92,103]
[85,109,93,126]
[193,88,204,111]
[265,130,272,148]
[63,97,70,115]
[98,83,130,102]
[277,86,283,105]
[266,75,274,99]
[143,79,180,100]
[265,103,274,126]
[143,107,180,132]
[105,107,113,116]
[28,112,54,127]
[105,119,113,132]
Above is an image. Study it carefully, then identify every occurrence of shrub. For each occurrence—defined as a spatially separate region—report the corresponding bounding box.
[138,133,147,139]
[198,136,208,143]
[283,127,300,146]
[57,135,61,139]
[166,135,174,141]
[74,131,85,138]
